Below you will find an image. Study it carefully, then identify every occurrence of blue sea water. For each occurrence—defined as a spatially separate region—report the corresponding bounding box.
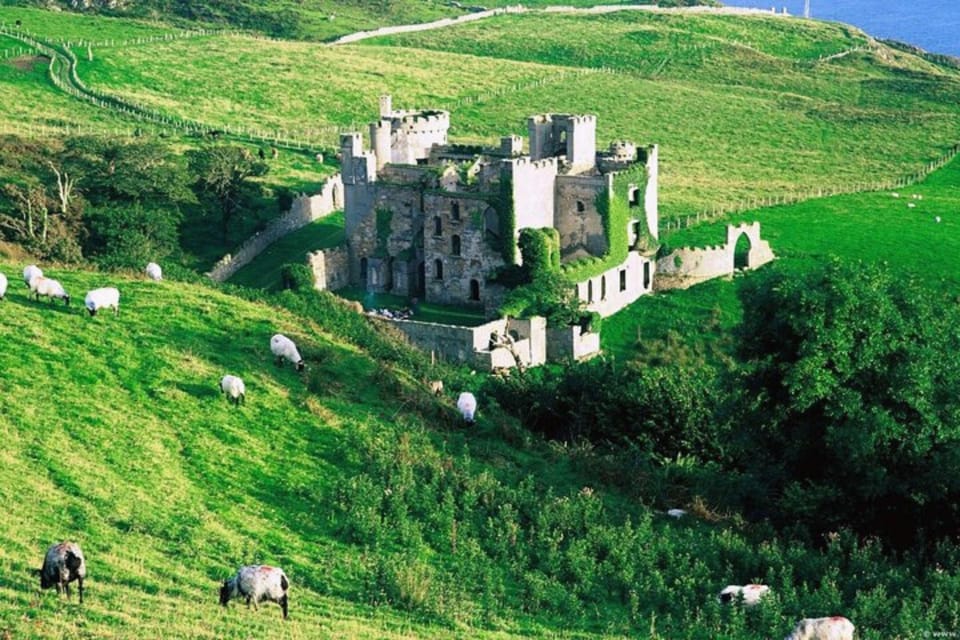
[727,0,960,57]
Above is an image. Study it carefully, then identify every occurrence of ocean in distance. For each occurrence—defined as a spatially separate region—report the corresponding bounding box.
[727,0,960,57]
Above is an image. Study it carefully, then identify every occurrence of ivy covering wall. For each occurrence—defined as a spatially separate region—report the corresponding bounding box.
[562,163,649,282]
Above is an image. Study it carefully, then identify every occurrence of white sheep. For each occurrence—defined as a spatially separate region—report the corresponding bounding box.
[220,375,246,406]
[23,264,42,288]
[666,508,687,518]
[785,616,855,640]
[220,565,289,619]
[908,202,916,208]
[457,391,477,424]
[718,584,770,606]
[145,262,162,281]
[429,380,444,396]
[0,272,7,300]
[84,287,120,316]
[36,541,86,603]
[31,276,70,306]
[270,334,304,371]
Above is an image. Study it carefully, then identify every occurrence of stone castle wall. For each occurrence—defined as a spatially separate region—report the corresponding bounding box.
[654,221,774,290]
[207,173,344,282]
[307,246,349,291]
[555,174,609,260]
[574,250,655,317]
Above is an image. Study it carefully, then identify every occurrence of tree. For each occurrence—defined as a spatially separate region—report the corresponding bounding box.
[84,202,182,269]
[187,145,268,241]
[734,259,960,546]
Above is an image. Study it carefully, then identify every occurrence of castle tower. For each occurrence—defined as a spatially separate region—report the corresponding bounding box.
[565,115,597,174]
[528,115,557,160]
[379,94,393,118]
[370,119,391,171]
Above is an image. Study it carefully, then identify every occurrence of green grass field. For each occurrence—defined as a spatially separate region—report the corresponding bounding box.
[228,211,346,290]
[21,7,955,221]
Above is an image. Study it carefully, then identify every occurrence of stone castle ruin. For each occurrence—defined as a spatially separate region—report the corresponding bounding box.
[339,95,659,319]
[313,95,773,368]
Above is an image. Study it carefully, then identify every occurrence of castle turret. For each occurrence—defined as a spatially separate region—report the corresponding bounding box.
[565,115,596,174]
[371,119,391,171]
[379,94,393,118]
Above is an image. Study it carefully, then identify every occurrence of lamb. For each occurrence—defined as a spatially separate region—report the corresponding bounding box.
[220,375,246,406]
[220,565,289,619]
[270,334,304,371]
[429,380,444,396]
[23,264,42,288]
[718,584,770,606]
[145,262,163,281]
[457,391,477,424]
[31,276,70,306]
[35,541,86,603]
[84,287,120,316]
[0,272,7,300]
[785,616,855,640]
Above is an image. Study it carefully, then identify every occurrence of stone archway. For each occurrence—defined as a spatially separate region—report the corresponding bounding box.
[734,232,752,270]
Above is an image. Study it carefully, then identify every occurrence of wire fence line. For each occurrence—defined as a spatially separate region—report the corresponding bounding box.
[660,142,960,235]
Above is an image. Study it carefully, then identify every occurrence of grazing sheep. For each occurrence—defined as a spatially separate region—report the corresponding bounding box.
[457,391,477,424]
[429,380,444,396]
[936,216,942,223]
[785,616,855,640]
[220,565,289,619]
[666,508,687,518]
[718,584,770,606]
[891,192,899,198]
[36,541,86,603]
[23,264,42,288]
[0,272,7,300]
[145,262,162,281]
[31,276,70,306]
[220,375,246,406]
[84,287,120,317]
[270,334,304,371]
[908,202,916,208]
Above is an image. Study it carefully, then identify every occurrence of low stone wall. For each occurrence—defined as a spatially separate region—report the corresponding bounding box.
[206,173,344,282]
[387,315,549,370]
[307,245,349,291]
[655,221,774,290]
[546,326,601,362]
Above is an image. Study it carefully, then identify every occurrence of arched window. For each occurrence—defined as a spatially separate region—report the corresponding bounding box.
[360,257,368,284]
[587,279,593,303]
[576,200,585,213]
[601,275,607,300]
[469,279,480,301]
[434,259,443,280]
[451,202,460,220]
[434,216,442,236]
[451,235,461,256]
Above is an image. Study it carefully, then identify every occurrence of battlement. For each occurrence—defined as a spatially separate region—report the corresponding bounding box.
[340,132,364,155]
[508,156,559,171]
[567,114,597,125]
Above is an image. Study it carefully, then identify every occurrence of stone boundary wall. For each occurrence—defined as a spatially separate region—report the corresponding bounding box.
[654,221,774,290]
[546,326,600,362]
[307,246,349,291]
[207,173,344,282]
[329,6,526,45]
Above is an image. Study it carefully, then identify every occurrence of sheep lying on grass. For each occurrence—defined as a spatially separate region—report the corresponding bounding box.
[220,565,289,619]
[36,541,86,603]
[457,392,477,424]
[31,276,70,306]
[0,272,6,300]
[85,287,120,317]
[219,375,246,406]
[145,262,162,281]
[718,584,770,606]
[271,334,304,371]
[785,616,854,640]
[23,264,42,288]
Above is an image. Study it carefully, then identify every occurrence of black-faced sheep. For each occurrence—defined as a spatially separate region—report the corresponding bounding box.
[145,262,162,281]
[785,616,855,640]
[220,565,289,619]
[457,392,477,424]
[31,276,70,306]
[84,287,120,316]
[219,375,246,406]
[270,334,304,371]
[718,584,770,606]
[36,541,86,603]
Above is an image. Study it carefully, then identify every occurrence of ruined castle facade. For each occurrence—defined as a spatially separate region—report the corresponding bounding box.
[340,95,660,317]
